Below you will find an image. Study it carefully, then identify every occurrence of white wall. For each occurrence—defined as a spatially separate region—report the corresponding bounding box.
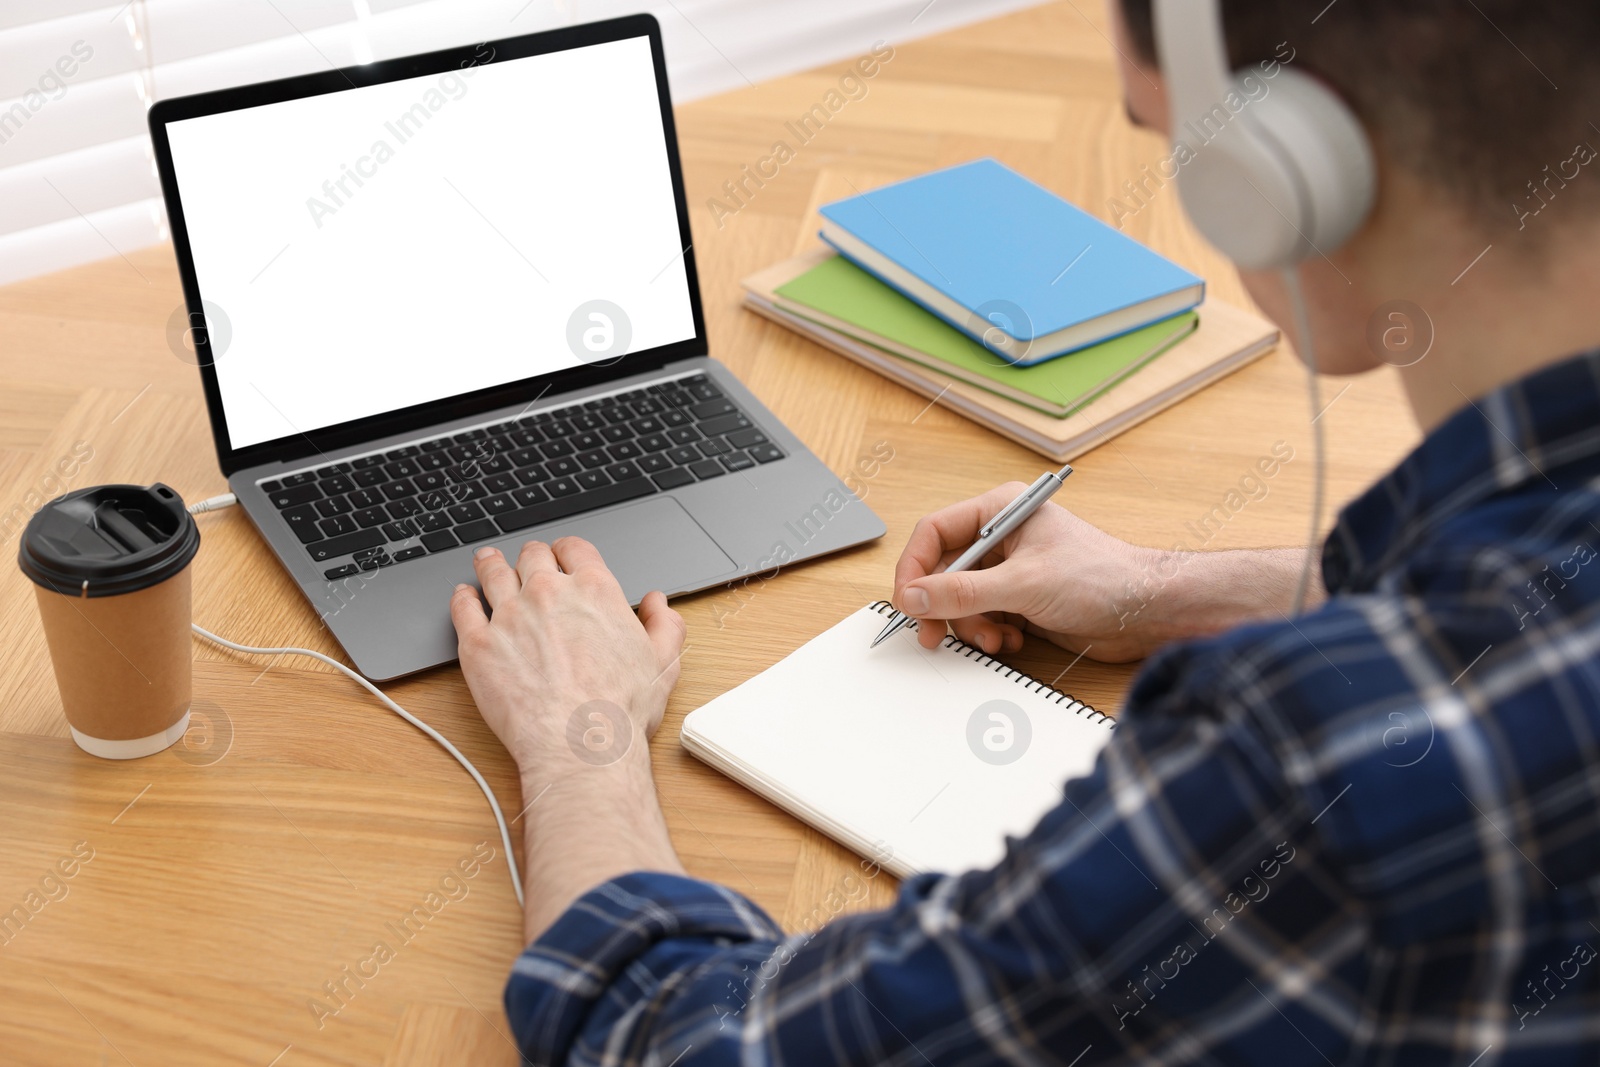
[0,0,1046,287]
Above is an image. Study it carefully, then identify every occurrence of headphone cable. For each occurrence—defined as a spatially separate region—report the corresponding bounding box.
[1281,266,1327,616]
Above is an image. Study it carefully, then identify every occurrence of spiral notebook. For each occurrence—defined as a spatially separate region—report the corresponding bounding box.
[680,602,1115,878]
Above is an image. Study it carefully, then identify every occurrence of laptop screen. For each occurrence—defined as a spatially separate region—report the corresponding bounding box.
[161,34,697,451]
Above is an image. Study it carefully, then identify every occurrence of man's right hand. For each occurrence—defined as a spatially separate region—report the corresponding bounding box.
[892,483,1319,662]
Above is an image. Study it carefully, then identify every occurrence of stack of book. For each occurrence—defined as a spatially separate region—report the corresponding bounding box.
[742,159,1281,462]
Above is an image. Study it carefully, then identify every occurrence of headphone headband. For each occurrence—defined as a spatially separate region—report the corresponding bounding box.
[1150,0,1377,270]
[1154,0,1233,148]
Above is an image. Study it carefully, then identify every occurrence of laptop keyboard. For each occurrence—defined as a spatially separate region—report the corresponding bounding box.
[258,374,786,580]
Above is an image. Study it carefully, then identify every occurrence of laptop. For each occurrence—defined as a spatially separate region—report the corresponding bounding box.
[148,14,885,681]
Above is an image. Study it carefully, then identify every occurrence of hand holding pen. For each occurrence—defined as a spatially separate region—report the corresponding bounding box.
[875,465,1073,649]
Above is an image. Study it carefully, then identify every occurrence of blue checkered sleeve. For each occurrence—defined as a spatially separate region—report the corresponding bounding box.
[506,351,1600,1066]
[504,645,1364,1067]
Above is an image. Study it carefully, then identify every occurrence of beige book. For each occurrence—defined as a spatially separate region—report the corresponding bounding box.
[743,248,1281,463]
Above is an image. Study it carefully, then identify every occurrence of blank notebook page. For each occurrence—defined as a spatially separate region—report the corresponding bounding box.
[680,602,1115,877]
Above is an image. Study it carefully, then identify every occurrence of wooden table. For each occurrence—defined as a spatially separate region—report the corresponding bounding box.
[0,4,1420,1063]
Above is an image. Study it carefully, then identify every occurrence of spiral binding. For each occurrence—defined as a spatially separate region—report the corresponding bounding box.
[868,601,1113,728]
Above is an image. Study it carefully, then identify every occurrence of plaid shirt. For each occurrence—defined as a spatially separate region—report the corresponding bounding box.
[506,352,1600,1066]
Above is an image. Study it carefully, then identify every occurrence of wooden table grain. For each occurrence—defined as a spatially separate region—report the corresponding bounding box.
[0,4,1420,1063]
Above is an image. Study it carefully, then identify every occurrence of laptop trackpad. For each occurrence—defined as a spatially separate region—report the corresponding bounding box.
[480,496,736,601]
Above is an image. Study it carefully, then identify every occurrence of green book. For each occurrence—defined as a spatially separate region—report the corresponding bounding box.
[774,255,1198,418]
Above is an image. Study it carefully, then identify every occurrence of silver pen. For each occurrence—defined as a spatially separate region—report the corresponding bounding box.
[871,464,1074,648]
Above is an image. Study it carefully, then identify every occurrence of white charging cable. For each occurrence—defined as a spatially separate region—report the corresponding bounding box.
[187,492,237,514]
[182,497,523,905]
[188,623,524,906]
[1280,266,1328,617]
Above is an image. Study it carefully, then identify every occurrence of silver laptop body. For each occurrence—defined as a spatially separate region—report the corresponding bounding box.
[149,15,884,680]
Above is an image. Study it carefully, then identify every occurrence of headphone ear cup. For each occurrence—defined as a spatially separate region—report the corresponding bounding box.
[1172,70,1377,271]
[1171,96,1308,271]
[1243,68,1377,263]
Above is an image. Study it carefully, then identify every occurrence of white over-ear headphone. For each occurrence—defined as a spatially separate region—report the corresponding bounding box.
[1153,0,1377,270]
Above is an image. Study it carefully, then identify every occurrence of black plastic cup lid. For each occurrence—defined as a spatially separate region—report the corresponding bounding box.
[18,483,200,598]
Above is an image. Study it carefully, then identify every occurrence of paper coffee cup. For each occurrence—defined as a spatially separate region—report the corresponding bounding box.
[18,483,200,759]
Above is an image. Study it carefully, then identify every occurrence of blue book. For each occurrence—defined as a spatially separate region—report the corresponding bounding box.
[818,159,1205,366]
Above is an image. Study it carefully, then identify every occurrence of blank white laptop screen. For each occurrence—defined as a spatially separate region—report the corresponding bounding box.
[163,35,697,450]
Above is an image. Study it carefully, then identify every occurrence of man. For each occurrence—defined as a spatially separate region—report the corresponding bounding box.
[449,1,1600,1062]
